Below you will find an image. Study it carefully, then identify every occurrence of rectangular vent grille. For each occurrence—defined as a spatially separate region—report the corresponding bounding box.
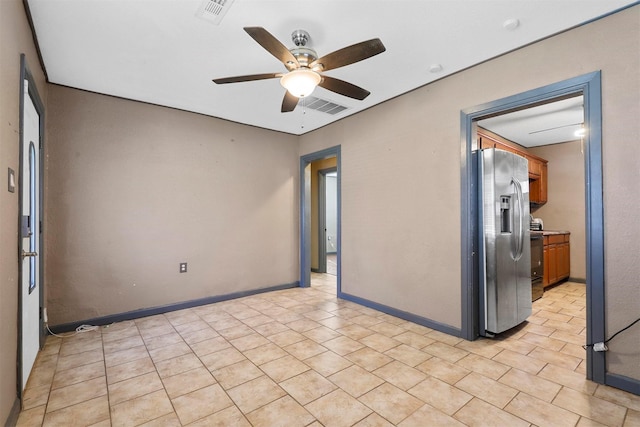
[300,96,348,115]
[197,0,235,25]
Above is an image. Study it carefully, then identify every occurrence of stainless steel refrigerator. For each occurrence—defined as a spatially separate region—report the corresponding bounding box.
[478,148,532,336]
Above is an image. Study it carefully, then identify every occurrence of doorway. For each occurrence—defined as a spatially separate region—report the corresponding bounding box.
[300,146,340,292]
[18,55,46,399]
[460,72,605,383]
[318,168,338,276]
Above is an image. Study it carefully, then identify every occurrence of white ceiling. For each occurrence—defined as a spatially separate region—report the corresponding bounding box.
[478,96,585,148]
[26,0,633,135]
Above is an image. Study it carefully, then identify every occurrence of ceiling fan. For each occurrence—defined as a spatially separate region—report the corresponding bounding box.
[212,27,386,113]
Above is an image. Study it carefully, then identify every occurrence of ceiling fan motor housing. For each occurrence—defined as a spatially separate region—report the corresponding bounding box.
[291,29,309,46]
[290,47,318,68]
[288,30,318,69]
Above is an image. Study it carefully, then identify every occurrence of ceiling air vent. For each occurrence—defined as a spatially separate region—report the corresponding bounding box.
[196,0,235,25]
[299,96,348,115]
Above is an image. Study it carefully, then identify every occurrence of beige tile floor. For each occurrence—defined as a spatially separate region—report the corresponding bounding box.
[16,275,640,426]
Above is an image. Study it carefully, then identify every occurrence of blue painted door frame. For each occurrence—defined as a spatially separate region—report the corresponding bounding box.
[460,72,605,384]
[300,146,341,291]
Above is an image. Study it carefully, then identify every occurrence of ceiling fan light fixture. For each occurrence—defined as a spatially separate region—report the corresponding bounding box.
[280,69,321,98]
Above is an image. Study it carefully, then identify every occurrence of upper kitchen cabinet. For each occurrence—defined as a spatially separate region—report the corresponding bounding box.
[529,161,548,205]
[477,128,548,205]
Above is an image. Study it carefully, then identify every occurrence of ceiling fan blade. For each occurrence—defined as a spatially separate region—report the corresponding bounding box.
[212,73,281,84]
[281,91,299,113]
[244,27,298,69]
[310,38,385,72]
[318,76,370,100]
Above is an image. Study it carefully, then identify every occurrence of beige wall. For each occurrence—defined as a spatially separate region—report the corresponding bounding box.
[1,7,638,422]
[530,140,586,280]
[0,0,49,422]
[300,6,639,380]
[310,157,337,270]
[45,86,299,324]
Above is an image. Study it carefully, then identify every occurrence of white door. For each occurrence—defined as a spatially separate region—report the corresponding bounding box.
[20,79,41,392]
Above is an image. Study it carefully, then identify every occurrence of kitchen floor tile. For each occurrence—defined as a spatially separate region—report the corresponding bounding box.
[323,335,365,356]
[199,346,246,371]
[384,343,431,367]
[43,396,110,427]
[499,368,562,403]
[373,361,426,391]
[142,331,184,351]
[284,339,328,360]
[398,403,466,427]
[107,371,163,406]
[46,376,107,413]
[186,405,251,427]
[110,389,174,427]
[227,375,286,414]
[505,392,580,427]
[211,359,264,389]
[407,377,472,415]
[304,350,353,377]
[393,331,436,350]
[18,280,638,427]
[303,325,342,343]
[305,389,372,427]
[359,383,424,424]
[243,342,289,365]
[416,357,470,385]
[106,356,156,385]
[455,372,518,409]
[280,370,337,405]
[345,347,393,371]
[171,383,233,424]
[15,405,45,427]
[189,335,232,357]
[21,384,50,410]
[359,333,401,353]
[454,397,530,427]
[553,387,627,426]
[329,365,385,398]
[593,385,640,412]
[354,412,395,427]
[154,352,203,378]
[492,348,547,375]
[51,360,105,390]
[246,395,315,427]
[161,366,216,398]
[103,345,147,368]
[261,354,310,382]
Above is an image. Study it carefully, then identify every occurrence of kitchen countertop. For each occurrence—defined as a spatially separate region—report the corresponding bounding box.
[531,230,571,236]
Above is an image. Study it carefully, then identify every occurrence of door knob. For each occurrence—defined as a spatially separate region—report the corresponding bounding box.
[22,250,38,259]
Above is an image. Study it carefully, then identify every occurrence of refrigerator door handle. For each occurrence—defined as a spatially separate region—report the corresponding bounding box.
[511,177,525,261]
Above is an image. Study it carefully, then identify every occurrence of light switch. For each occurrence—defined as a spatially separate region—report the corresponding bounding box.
[8,168,15,193]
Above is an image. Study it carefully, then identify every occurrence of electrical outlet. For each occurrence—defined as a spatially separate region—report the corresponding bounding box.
[180,262,187,273]
[43,307,48,323]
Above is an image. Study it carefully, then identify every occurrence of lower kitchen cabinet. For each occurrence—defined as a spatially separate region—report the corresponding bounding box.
[543,233,570,288]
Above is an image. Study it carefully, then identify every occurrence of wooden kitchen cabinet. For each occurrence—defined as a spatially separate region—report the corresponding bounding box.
[543,244,550,287]
[543,233,570,288]
[558,239,570,279]
[478,128,548,205]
